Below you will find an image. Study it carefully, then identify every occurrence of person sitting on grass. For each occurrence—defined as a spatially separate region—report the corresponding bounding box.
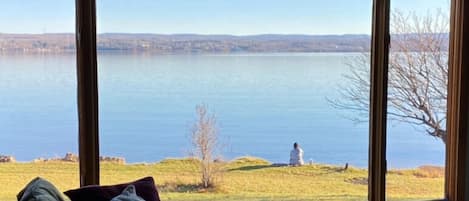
[289,142,304,166]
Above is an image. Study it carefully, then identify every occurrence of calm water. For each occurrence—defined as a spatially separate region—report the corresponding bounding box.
[0,53,444,168]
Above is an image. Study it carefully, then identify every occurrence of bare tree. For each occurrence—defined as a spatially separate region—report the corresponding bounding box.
[191,104,222,188]
[329,9,449,143]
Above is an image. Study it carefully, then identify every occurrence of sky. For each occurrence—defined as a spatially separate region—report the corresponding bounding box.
[0,0,449,35]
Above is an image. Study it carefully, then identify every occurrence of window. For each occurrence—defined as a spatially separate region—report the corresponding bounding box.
[385,0,449,200]
[0,0,78,199]
[96,0,372,200]
[1,0,469,200]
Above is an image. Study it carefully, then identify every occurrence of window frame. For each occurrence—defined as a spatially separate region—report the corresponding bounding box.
[74,0,468,200]
[445,0,469,200]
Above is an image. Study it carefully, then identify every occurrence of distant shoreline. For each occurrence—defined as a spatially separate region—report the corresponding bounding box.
[0,32,449,54]
[0,33,371,53]
[0,51,366,56]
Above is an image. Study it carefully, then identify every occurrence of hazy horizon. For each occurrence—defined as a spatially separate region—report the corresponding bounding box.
[0,32,373,36]
[0,0,448,35]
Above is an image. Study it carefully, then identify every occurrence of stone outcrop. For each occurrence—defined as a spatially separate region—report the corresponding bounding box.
[63,153,79,162]
[0,155,16,163]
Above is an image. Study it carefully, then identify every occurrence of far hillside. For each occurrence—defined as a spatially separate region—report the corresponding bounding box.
[0,33,372,53]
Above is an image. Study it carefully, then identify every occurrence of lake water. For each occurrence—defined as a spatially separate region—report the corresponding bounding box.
[0,53,445,168]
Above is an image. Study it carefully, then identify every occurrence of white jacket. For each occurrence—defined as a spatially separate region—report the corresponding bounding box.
[290,147,304,165]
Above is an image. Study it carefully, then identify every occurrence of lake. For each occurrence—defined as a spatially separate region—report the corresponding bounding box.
[0,53,445,168]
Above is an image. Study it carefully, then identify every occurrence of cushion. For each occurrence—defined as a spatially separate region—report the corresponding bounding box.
[64,177,160,201]
[17,177,66,201]
[111,185,145,201]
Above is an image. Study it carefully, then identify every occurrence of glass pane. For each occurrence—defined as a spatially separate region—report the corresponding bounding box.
[97,1,371,200]
[386,0,449,200]
[0,1,78,200]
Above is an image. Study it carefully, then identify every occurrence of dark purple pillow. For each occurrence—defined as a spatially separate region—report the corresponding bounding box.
[64,177,160,201]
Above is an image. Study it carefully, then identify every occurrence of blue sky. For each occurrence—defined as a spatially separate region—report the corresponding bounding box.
[0,0,449,35]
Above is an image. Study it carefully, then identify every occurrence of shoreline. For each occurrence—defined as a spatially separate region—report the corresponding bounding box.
[0,153,444,171]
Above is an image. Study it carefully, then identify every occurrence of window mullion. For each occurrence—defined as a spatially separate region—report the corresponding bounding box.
[369,0,390,200]
[76,0,100,186]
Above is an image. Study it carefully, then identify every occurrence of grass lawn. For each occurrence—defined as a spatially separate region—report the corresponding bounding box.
[0,157,443,201]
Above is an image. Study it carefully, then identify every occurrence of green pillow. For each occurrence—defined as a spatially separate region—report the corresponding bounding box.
[17,177,66,201]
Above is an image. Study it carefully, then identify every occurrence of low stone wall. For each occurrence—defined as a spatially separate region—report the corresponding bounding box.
[100,156,125,164]
[32,153,125,164]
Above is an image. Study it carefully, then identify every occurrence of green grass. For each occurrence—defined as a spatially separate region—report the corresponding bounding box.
[0,157,444,201]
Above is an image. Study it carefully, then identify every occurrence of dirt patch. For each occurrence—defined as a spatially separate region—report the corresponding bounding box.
[345,177,368,185]
[414,165,444,178]
[159,182,224,193]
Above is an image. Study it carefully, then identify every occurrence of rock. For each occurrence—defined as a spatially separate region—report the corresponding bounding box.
[63,152,79,162]
[33,158,46,163]
[99,156,125,164]
[0,155,16,163]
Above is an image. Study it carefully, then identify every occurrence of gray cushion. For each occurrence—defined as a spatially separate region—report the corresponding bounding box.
[111,185,145,201]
